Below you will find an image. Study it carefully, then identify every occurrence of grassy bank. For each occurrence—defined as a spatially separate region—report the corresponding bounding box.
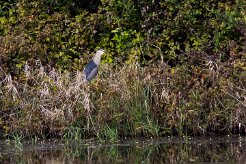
[0,54,245,141]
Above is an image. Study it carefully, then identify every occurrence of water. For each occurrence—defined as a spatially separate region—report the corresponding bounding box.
[1,136,246,163]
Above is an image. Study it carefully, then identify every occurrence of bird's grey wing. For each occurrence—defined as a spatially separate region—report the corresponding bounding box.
[84,60,97,76]
[84,60,97,79]
[86,66,98,81]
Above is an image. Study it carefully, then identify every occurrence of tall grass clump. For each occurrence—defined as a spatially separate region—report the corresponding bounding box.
[87,56,246,137]
[0,62,92,138]
[0,54,245,140]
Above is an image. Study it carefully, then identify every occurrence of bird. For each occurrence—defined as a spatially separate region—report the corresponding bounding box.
[84,48,106,81]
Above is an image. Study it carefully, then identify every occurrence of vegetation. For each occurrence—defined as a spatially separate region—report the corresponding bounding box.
[0,0,245,141]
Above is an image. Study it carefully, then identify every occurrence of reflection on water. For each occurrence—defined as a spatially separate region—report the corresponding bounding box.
[1,136,246,163]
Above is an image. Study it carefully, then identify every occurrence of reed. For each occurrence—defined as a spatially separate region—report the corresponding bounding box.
[0,59,245,141]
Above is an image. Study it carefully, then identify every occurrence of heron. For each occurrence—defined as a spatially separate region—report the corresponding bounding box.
[84,48,106,81]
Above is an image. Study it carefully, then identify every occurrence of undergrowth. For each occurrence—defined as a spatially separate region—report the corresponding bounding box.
[0,56,245,141]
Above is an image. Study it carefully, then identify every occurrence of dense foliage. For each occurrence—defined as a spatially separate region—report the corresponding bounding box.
[0,0,245,72]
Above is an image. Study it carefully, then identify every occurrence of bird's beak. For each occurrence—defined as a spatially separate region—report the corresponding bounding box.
[102,50,107,56]
[103,49,107,53]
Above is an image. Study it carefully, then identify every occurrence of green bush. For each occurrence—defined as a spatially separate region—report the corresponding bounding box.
[0,0,245,73]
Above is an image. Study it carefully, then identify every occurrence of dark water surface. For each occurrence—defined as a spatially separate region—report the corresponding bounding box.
[1,136,246,163]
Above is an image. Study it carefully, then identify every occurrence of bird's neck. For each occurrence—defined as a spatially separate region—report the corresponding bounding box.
[93,55,101,65]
